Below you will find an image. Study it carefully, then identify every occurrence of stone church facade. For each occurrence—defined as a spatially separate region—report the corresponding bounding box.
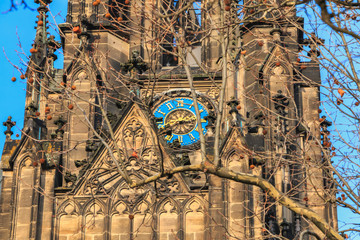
[0,0,337,239]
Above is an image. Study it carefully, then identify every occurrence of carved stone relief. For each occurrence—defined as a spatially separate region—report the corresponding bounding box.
[121,118,146,153]
[157,178,180,194]
[206,87,220,102]
[117,182,149,204]
[81,117,167,195]
[57,111,203,239]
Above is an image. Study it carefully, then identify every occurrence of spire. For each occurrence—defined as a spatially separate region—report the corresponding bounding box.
[29,0,60,67]
[25,0,61,122]
[30,0,51,65]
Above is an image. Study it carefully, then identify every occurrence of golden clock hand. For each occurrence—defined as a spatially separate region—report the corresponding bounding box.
[163,117,184,127]
[182,116,196,123]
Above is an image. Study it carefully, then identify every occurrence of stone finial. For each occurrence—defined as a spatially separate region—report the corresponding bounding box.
[64,172,77,187]
[120,50,149,74]
[85,140,97,152]
[54,116,67,138]
[303,33,324,59]
[26,101,38,117]
[270,28,282,42]
[47,35,61,58]
[204,111,216,135]
[3,116,16,139]
[227,97,240,127]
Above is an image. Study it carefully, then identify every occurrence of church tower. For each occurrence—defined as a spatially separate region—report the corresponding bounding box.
[0,0,337,239]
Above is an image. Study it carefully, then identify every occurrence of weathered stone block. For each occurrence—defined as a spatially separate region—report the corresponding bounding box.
[111,215,130,234]
[15,225,30,239]
[70,115,90,134]
[133,233,152,240]
[59,215,80,235]
[17,208,32,225]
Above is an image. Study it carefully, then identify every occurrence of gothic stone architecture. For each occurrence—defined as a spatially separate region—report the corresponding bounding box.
[0,0,337,239]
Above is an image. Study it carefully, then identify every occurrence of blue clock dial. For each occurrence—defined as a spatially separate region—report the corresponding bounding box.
[154,97,209,146]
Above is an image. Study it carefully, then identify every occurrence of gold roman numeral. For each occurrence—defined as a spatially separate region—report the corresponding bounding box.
[189,133,195,140]
[157,109,166,116]
[166,103,174,110]
[178,135,183,143]
[177,100,184,107]
[165,135,173,141]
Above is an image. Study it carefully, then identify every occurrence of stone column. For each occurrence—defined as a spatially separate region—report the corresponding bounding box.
[208,175,226,239]
[39,169,56,239]
[0,171,14,239]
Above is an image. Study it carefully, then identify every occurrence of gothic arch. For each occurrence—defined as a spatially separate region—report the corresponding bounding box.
[69,68,96,106]
[109,197,154,239]
[69,67,93,83]
[264,62,292,77]
[12,151,35,170]
[11,155,38,240]
[81,198,106,216]
[110,200,130,239]
[182,196,205,210]
[57,199,81,216]
[223,150,249,239]
[156,197,180,214]
[110,200,129,215]
[132,200,154,240]
[108,178,128,200]
[56,199,81,240]
[134,199,151,214]
[156,197,181,240]
[224,149,248,171]
[262,57,294,99]
[72,69,92,91]
[223,149,237,167]
[183,197,206,240]
[66,66,95,173]
[82,199,106,239]
[261,48,293,79]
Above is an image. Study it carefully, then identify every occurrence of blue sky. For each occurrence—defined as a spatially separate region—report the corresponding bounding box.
[0,1,67,149]
[297,5,360,237]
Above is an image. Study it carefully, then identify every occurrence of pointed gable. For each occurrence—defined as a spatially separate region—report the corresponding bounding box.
[1,118,46,170]
[220,127,248,160]
[71,102,188,197]
[260,45,294,93]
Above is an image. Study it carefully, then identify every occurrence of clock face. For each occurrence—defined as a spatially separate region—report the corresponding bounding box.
[153,97,209,146]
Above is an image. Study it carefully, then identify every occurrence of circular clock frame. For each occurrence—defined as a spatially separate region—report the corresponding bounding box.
[152,90,216,149]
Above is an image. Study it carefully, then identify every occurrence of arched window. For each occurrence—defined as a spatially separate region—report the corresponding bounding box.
[185,199,205,239]
[159,199,180,239]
